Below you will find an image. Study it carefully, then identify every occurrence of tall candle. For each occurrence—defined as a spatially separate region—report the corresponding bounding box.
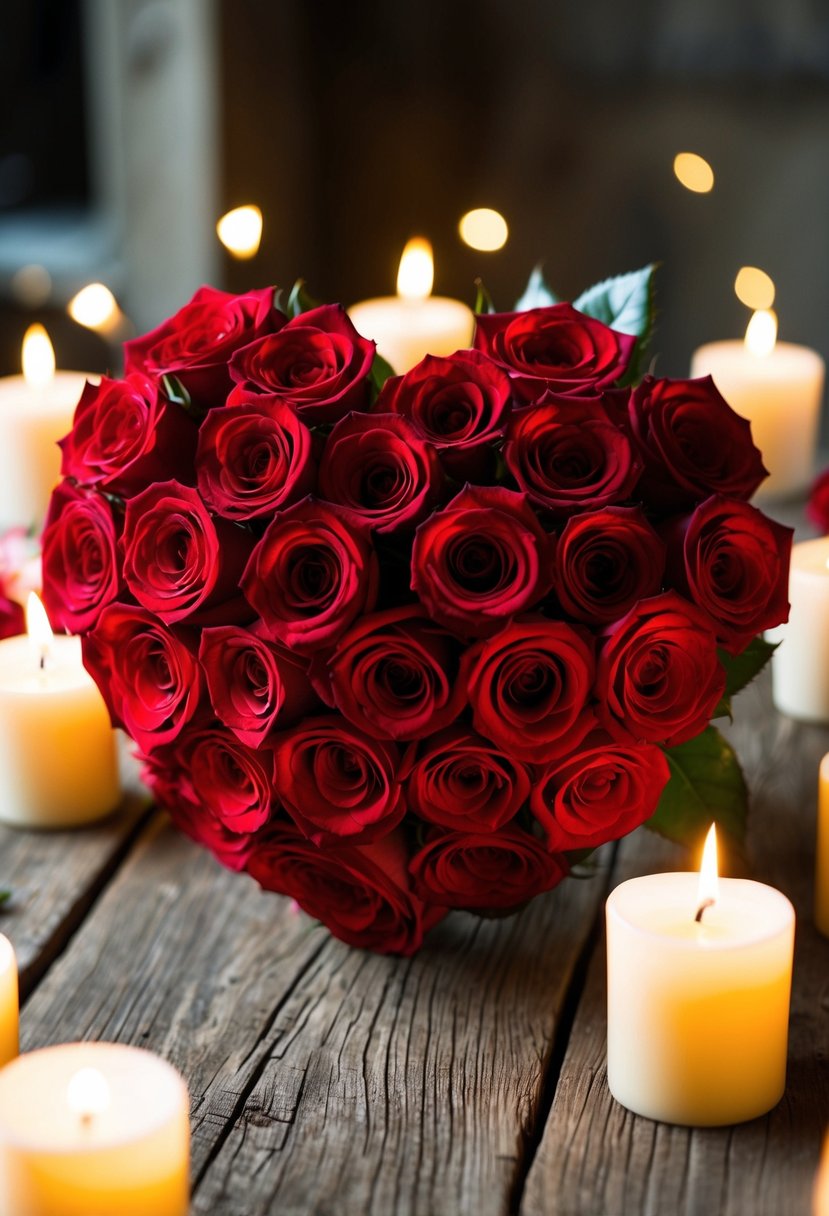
[768,537,829,723]
[0,934,18,1068]
[817,755,829,938]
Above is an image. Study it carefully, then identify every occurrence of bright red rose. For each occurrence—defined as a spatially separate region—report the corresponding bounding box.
[466,617,595,762]
[58,374,198,496]
[595,591,725,747]
[0,589,22,641]
[807,468,829,533]
[230,304,375,423]
[628,375,767,510]
[82,604,202,751]
[241,498,379,653]
[530,734,670,851]
[663,496,792,654]
[409,827,567,910]
[405,726,531,832]
[42,483,121,633]
[124,285,280,406]
[195,393,315,520]
[122,480,254,625]
[473,303,636,403]
[273,716,405,845]
[411,484,555,637]
[556,506,665,625]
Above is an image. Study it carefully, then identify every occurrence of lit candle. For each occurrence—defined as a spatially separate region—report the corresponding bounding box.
[816,1133,829,1216]
[817,755,829,938]
[606,825,795,1126]
[0,1042,189,1215]
[0,934,18,1068]
[767,538,829,722]
[0,326,93,532]
[0,594,119,828]
[690,310,824,502]
[349,238,475,373]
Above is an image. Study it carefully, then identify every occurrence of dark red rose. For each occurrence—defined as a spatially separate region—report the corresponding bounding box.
[503,399,641,514]
[273,716,405,845]
[409,827,567,910]
[122,480,254,625]
[195,393,315,520]
[247,825,443,955]
[556,506,665,625]
[82,604,202,751]
[229,304,375,424]
[473,303,636,404]
[628,375,767,510]
[530,734,670,851]
[807,468,829,533]
[406,726,531,832]
[466,617,595,762]
[0,589,22,641]
[317,412,443,534]
[241,498,379,653]
[662,496,792,655]
[411,484,555,637]
[310,606,466,741]
[595,591,725,747]
[42,482,121,633]
[124,285,280,406]
[58,374,198,496]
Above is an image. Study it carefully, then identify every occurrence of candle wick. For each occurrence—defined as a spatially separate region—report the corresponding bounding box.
[39,653,45,671]
[80,1111,94,1127]
[694,897,715,924]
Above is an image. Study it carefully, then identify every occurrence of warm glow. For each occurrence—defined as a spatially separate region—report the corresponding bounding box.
[26,592,53,665]
[396,238,434,301]
[67,1067,111,1121]
[697,823,720,909]
[673,152,715,193]
[68,282,118,331]
[745,308,778,357]
[734,266,775,311]
[21,324,55,389]
[216,205,263,259]
[459,208,509,252]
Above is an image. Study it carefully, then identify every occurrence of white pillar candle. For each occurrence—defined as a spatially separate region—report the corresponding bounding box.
[349,238,474,374]
[606,826,794,1126]
[817,754,829,938]
[0,935,18,1068]
[768,537,829,723]
[0,1042,189,1216]
[0,595,119,829]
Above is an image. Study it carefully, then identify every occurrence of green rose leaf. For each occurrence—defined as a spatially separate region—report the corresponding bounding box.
[713,637,778,720]
[573,263,657,381]
[286,278,320,319]
[473,277,496,316]
[647,725,748,850]
[161,374,205,422]
[0,891,10,907]
[368,351,397,401]
[515,264,559,311]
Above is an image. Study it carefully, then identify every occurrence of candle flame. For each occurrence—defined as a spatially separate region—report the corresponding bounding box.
[26,592,53,667]
[67,1067,111,1121]
[734,266,775,311]
[69,283,119,332]
[397,237,434,301]
[21,324,55,389]
[697,823,720,915]
[216,205,263,259]
[745,308,778,357]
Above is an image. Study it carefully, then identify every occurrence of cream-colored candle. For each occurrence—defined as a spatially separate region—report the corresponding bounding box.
[817,755,829,938]
[0,935,18,1067]
[0,595,119,829]
[0,1042,189,1216]
[816,1132,829,1216]
[606,826,795,1126]
[691,311,824,502]
[768,537,829,723]
[349,238,474,374]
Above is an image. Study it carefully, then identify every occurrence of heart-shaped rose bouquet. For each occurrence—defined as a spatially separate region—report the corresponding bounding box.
[42,267,791,954]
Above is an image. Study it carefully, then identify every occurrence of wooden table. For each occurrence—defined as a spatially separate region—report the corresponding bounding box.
[1,668,827,1216]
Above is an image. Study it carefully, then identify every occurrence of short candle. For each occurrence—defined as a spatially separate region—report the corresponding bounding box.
[816,754,829,938]
[768,537,829,724]
[0,934,18,1068]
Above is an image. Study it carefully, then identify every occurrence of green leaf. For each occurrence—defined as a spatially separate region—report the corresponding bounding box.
[286,278,320,318]
[647,725,748,850]
[473,277,496,315]
[720,637,777,699]
[573,263,658,381]
[368,351,397,399]
[161,374,205,421]
[0,891,10,907]
[515,264,559,311]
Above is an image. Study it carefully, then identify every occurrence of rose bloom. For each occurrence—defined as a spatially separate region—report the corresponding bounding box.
[555,506,665,625]
[82,604,202,751]
[595,591,725,747]
[59,374,198,496]
[807,468,829,533]
[230,304,375,424]
[247,825,443,955]
[530,734,671,851]
[406,726,531,832]
[411,484,555,637]
[242,497,379,653]
[409,827,568,910]
[42,482,121,634]
[474,302,636,403]
[628,375,767,510]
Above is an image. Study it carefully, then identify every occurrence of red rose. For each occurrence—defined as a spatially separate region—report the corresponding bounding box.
[466,617,595,762]
[230,304,375,424]
[42,483,121,633]
[409,827,567,910]
[242,497,378,653]
[595,591,725,747]
[273,716,405,845]
[124,285,280,406]
[58,374,198,496]
[556,506,665,625]
[82,604,202,751]
[195,393,315,521]
[122,480,254,624]
[473,303,636,403]
[0,589,22,641]
[530,734,670,851]
[503,399,641,514]
[247,825,443,955]
[808,468,829,533]
[663,496,792,654]
[411,484,555,637]
[406,726,531,832]
[318,412,443,534]
[628,375,767,510]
